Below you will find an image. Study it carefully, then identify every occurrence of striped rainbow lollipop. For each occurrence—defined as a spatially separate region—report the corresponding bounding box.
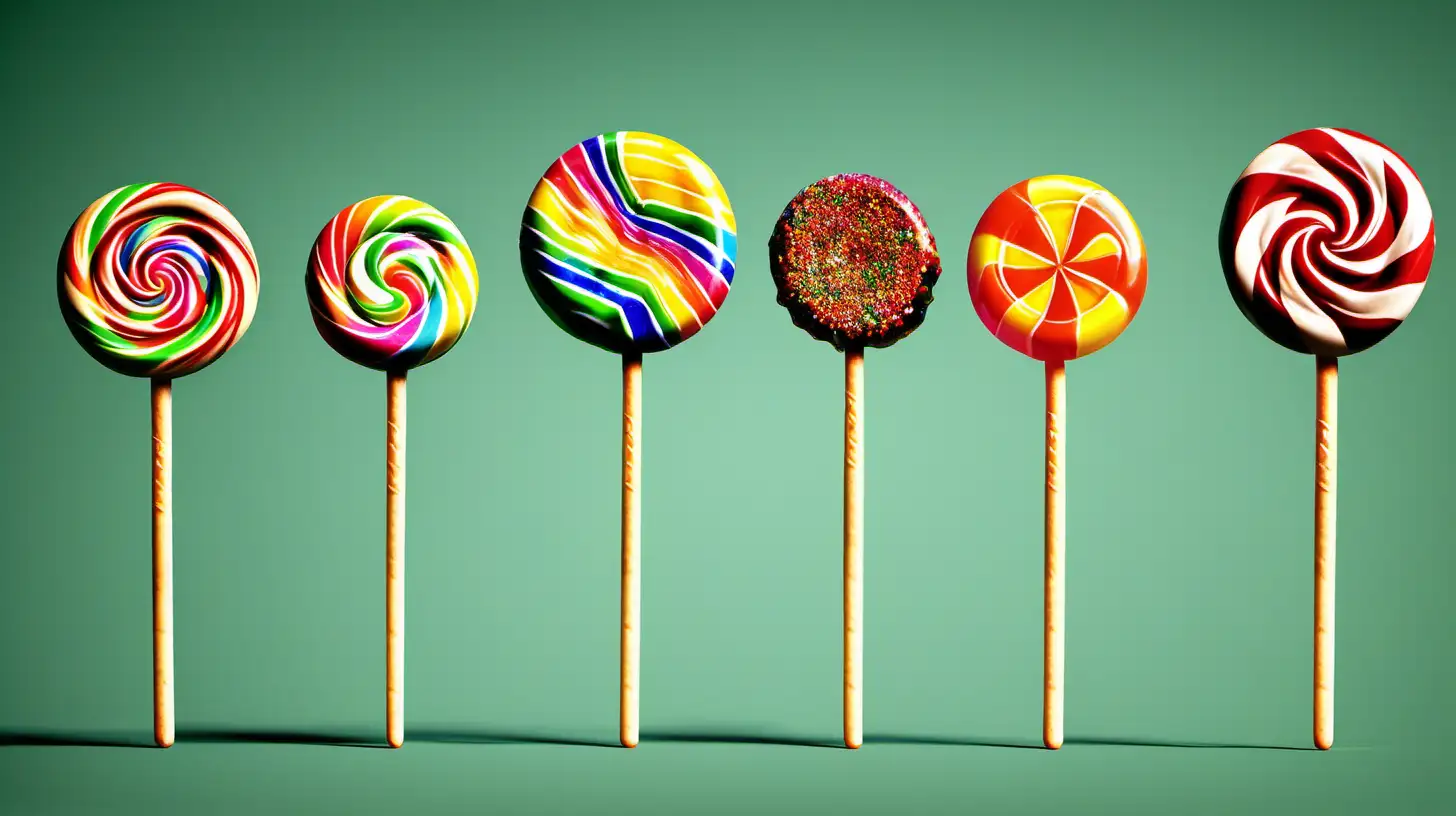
[520,131,737,353]
[307,195,478,371]
[519,131,735,748]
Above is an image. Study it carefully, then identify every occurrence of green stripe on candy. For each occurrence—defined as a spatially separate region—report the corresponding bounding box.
[87,183,151,256]
[602,133,726,252]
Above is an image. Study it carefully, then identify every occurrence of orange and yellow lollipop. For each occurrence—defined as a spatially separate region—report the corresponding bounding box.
[969,175,1145,362]
[967,175,1146,751]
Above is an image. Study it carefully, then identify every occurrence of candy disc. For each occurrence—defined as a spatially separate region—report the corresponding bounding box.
[969,176,1146,362]
[1219,128,1435,357]
[307,196,478,371]
[58,183,259,379]
[520,131,737,354]
[769,174,941,351]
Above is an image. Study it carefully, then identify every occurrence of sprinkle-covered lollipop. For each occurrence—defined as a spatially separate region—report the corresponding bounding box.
[1218,128,1435,750]
[770,173,940,350]
[521,131,735,354]
[967,174,1146,750]
[58,182,260,748]
[520,132,737,748]
[769,173,941,749]
[307,194,478,749]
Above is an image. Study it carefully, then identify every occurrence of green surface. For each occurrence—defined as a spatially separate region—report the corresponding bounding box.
[2,0,1453,812]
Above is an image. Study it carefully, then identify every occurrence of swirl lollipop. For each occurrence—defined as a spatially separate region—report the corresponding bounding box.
[769,173,942,748]
[521,131,735,747]
[307,195,478,748]
[968,175,1146,749]
[58,182,259,747]
[1219,128,1435,750]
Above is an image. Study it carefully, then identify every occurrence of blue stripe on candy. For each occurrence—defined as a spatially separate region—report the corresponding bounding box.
[582,137,735,286]
[530,248,668,348]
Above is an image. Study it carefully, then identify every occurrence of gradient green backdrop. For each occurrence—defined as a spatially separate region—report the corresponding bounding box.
[2,0,1453,812]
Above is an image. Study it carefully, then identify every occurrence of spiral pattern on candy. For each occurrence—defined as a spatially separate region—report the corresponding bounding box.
[520,131,736,354]
[58,183,258,379]
[969,176,1146,362]
[1219,128,1435,357]
[307,196,478,371]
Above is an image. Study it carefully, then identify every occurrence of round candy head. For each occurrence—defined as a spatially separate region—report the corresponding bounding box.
[968,176,1146,363]
[1219,128,1435,357]
[520,131,736,354]
[58,182,259,379]
[769,174,940,351]
[307,195,478,371]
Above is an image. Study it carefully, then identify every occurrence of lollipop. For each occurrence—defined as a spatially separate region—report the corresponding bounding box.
[58,182,259,747]
[307,195,478,748]
[521,131,735,748]
[769,173,941,748]
[1219,128,1435,750]
[968,175,1146,749]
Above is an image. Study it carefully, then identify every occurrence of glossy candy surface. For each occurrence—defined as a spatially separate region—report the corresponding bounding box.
[520,131,737,354]
[969,176,1146,362]
[59,182,259,378]
[1219,127,1435,357]
[307,195,478,371]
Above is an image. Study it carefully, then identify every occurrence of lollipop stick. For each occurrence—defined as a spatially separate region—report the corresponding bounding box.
[844,347,865,749]
[1314,357,1337,750]
[386,370,406,749]
[1044,361,1066,750]
[621,352,642,748]
[151,378,174,749]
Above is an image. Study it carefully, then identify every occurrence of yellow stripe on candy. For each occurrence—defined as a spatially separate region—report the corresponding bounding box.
[1075,293,1130,356]
[998,276,1055,342]
[620,133,737,232]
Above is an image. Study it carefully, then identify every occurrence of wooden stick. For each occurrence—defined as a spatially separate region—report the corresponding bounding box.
[1315,356,1337,750]
[151,378,174,749]
[621,352,642,748]
[1044,360,1066,750]
[844,347,865,749]
[386,370,406,749]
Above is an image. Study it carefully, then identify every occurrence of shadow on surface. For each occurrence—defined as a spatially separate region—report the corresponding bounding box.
[868,733,1042,749]
[1067,736,1317,751]
[641,728,840,748]
[0,729,155,748]
[179,728,383,748]
[408,727,617,748]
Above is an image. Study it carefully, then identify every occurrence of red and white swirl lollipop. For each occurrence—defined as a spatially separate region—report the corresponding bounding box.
[1219,127,1436,749]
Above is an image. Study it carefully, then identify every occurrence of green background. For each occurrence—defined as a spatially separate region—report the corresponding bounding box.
[2,0,1452,812]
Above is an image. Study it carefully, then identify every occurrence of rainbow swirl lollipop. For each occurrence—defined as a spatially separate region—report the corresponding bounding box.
[520,131,736,354]
[58,181,257,748]
[59,182,258,378]
[969,175,1146,362]
[307,195,478,371]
